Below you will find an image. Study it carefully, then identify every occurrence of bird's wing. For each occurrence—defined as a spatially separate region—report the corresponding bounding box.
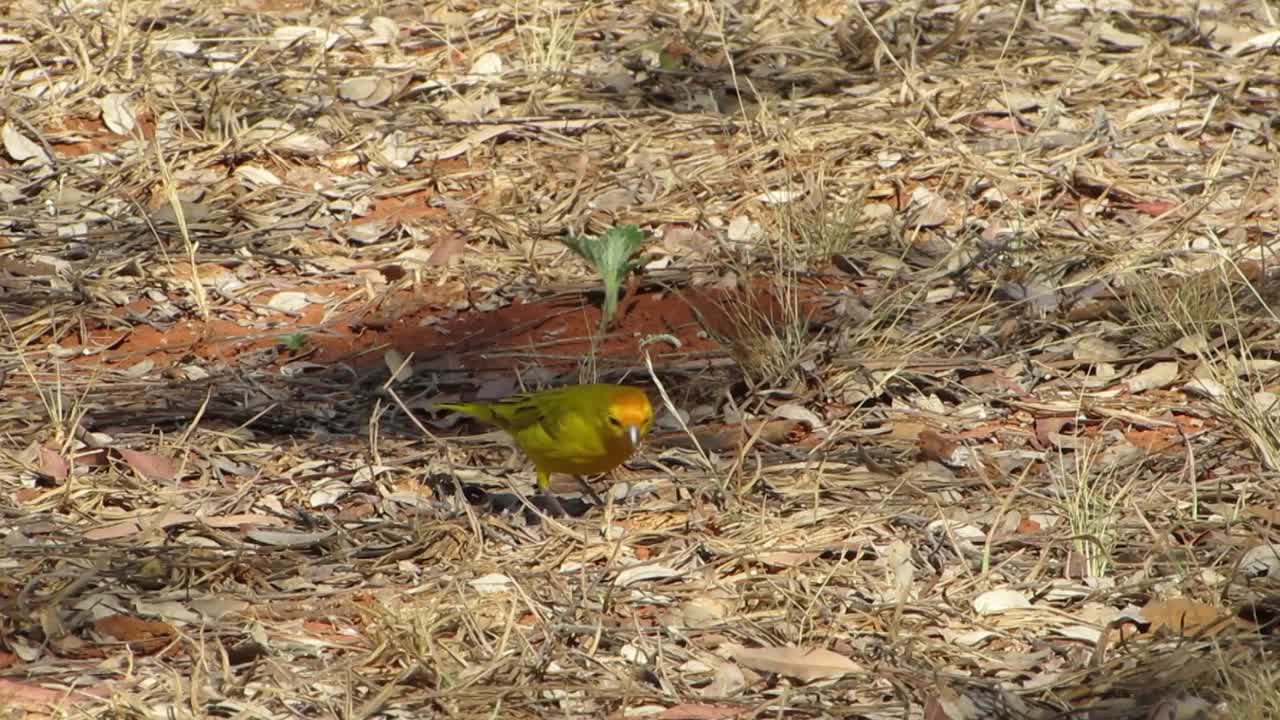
[502,396,609,463]
[485,393,549,432]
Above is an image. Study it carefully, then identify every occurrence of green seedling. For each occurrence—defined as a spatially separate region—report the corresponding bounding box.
[561,224,648,327]
[280,332,308,352]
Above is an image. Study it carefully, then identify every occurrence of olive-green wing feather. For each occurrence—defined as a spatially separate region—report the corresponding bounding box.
[437,389,573,434]
[438,386,609,457]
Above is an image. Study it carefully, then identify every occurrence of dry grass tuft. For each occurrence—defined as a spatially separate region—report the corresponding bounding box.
[1123,270,1233,349]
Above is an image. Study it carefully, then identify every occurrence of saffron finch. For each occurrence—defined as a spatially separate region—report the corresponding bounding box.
[436,384,653,510]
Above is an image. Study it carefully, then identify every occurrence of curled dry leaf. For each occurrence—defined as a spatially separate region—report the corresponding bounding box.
[1239,543,1280,579]
[2,122,49,165]
[1229,29,1280,56]
[266,290,309,313]
[245,528,336,548]
[1096,22,1147,50]
[384,348,413,383]
[724,643,862,683]
[468,51,503,76]
[365,16,399,46]
[338,76,397,107]
[235,164,283,186]
[1125,361,1179,393]
[906,187,948,228]
[678,596,732,628]
[100,93,135,134]
[973,589,1032,615]
[469,573,514,593]
[727,215,761,242]
[153,37,200,55]
[614,564,681,587]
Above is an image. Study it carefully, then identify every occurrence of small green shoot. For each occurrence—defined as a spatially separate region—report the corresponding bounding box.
[280,332,308,352]
[561,224,647,327]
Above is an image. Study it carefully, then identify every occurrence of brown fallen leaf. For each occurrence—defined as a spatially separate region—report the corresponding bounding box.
[115,447,177,481]
[724,643,862,682]
[0,678,110,709]
[93,614,176,654]
[1140,597,1230,636]
[38,445,68,481]
[428,230,468,265]
[919,429,969,468]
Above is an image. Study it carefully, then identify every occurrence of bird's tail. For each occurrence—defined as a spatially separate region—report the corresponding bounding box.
[434,401,495,424]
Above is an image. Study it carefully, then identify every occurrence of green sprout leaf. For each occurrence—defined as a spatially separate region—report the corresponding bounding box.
[561,224,647,325]
[280,332,308,352]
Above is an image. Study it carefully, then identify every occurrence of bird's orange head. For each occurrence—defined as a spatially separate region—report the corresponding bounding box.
[605,386,654,448]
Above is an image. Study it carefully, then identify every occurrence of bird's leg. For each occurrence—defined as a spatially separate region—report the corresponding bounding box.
[573,475,605,506]
[536,489,568,518]
[534,470,567,518]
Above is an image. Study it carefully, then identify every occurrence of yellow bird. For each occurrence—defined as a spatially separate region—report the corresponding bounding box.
[436,384,653,510]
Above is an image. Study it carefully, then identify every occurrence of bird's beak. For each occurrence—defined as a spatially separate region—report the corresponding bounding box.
[626,425,641,447]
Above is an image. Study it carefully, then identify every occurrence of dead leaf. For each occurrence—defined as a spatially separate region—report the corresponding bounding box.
[428,231,468,265]
[918,429,974,468]
[1125,361,1179,393]
[468,51,503,76]
[1073,336,1122,362]
[235,163,283,186]
[614,564,680,587]
[906,187,948,228]
[1229,29,1280,56]
[116,447,177,481]
[100,92,135,134]
[338,76,399,107]
[1097,22,1146,50]
[1139,597,1226,636]
[703,658,747,698]
[724,644,862,682]
[1240,543,1280,579]
[2,122,49,165]
[0,678,110,709]
[678,596,732,628]
[384,349,413,383]
[244,528,336,547]
[266,290,309,313]
[93,614,175,654]
[973,589,1032,615]
[38,446,68,481]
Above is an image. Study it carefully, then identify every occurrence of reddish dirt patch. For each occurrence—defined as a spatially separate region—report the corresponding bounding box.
[312,285,726,374]
[357,188,449,226]
[55,273,849,386]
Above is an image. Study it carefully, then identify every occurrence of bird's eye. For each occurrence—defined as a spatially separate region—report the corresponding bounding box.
[608,416,622,427]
